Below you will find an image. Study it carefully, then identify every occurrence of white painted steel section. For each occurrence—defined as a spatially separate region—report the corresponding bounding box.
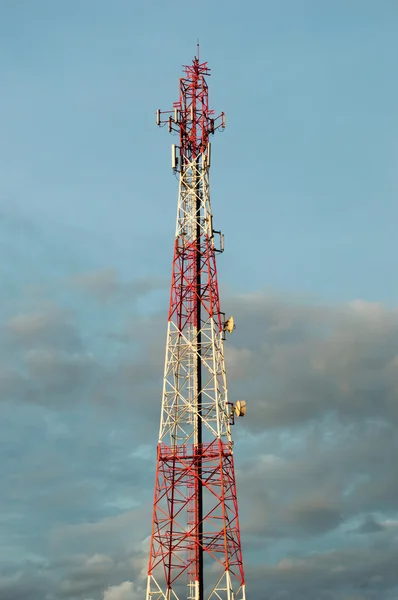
[146,573,246,600]
[158,151,232,446]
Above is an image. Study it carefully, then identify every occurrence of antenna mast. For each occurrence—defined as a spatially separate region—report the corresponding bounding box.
[147,52,246,600]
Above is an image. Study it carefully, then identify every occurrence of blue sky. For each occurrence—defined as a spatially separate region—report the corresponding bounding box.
[0,2,397,599]
[1,0,397,302]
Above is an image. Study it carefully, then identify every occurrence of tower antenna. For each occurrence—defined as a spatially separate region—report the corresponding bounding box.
[147,54,246,600]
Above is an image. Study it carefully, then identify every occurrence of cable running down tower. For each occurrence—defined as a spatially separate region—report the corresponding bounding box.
[146,51,246,600]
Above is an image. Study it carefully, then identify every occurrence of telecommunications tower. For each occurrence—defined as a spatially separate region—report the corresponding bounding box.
[146,50,246,600]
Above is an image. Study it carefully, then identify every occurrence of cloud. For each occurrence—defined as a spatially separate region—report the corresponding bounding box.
[57,555,116,598]
[50,507,151,557]
[0,568,50,600]
[245,527,398,599]
[4,306,81,351]
[52,550,147,600]
[68,268,166,303]
[0,302,99,406]
[7,311,63,337]
[68,269,121,301]
[0,551,146,600]
[103,581,140,600]
[0,346,97,407]
[0,367,29,399]
[237,420,397,545]
[225,293,398,428]
[1,289,397,599]
[353,516,384,535]
[26,348,95,396]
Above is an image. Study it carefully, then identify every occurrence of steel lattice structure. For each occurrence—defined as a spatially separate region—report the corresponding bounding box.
[146,50,246,600]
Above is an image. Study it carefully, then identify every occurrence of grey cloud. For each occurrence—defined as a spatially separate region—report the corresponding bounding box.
[224,295,398,428]
[0,550,146,600]
[57,564,144,600]
[0,349,98,407]
[245,527,398,599]
[1,289,397,599]
[0,368,29,399]
[50,507,151,557]
[53,549,147,600]
[0,302,100,407]
[0,568,50,600]
[68,268,166,303]
[84,292,398,540]
[7,308,70,337]
[237,421,397,545]
[4,306,81,353]
[26,348,96,396]
[353,516,384,535]
[283,501,343,537]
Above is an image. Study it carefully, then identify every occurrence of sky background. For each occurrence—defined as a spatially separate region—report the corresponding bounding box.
[0,1,397,599]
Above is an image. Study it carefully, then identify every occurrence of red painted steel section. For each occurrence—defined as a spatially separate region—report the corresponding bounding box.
[162,55,225,330]
[173,56,224,163]
[169,236,222,330]
[148,441,245,586]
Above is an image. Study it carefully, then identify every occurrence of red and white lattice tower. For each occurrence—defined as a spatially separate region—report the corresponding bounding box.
[146,50,246,600]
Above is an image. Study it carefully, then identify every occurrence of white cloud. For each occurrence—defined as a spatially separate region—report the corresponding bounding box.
[103,581,140,600]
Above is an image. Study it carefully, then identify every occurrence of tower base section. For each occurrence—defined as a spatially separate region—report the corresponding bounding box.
[146,440,245,600]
